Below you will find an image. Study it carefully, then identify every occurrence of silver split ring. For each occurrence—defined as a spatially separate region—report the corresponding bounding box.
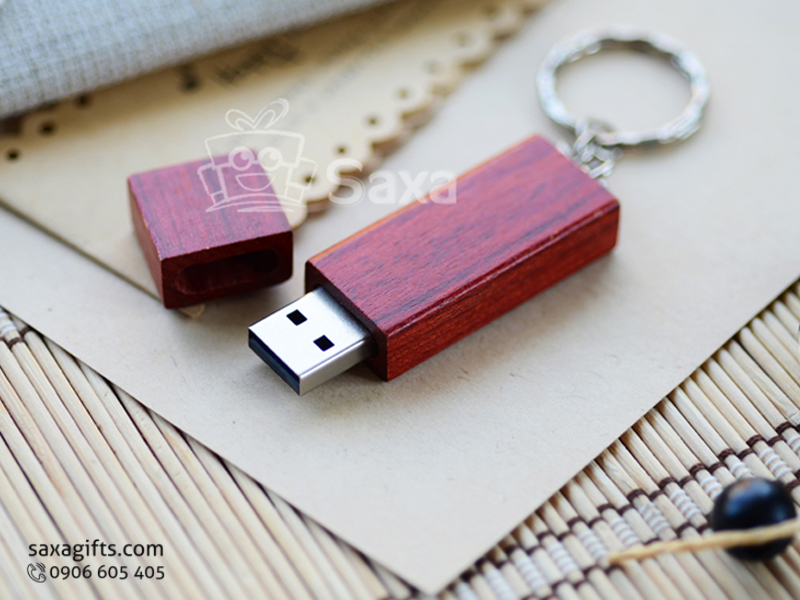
[536,25,710,148]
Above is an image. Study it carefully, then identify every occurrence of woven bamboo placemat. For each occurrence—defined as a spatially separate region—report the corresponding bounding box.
[2,281,800,600]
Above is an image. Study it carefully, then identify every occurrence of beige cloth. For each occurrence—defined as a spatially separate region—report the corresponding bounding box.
[0,0,390,118]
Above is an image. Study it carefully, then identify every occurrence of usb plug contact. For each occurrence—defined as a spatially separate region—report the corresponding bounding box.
[249,288,376,394]
[249,136,618,393]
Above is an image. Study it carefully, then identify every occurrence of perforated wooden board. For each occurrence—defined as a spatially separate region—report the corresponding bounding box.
[5,0,800,594]
[0,0,546,300]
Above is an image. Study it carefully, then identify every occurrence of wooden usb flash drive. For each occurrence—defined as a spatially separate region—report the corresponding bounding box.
[129,157,293,308]
[249,135,619,394]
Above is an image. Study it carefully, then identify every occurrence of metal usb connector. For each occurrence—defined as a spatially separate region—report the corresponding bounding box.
[248,288,376,395]
[250,136,619,394]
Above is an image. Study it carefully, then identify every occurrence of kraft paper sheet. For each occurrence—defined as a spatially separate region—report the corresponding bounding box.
[0,0,541,299]
[1,0,800,593]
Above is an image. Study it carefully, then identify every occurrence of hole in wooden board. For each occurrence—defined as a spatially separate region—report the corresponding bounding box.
[75,94,91,108]
[6,149,20,161]
[0,116,24,137]
[457,32,472,47]
[173,249,279,296]
[178,65,201,92]
[425,61,441,74]
[40,122,56,135]
[182,78,200,91]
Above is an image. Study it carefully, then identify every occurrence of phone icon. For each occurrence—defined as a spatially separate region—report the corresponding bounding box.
[27,562,46,583]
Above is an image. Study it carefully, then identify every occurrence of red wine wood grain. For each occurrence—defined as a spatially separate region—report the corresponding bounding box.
[306,135,619,380]
[129,157,293,308]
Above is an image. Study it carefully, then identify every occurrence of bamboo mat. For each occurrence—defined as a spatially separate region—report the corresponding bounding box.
[2,283,800,600]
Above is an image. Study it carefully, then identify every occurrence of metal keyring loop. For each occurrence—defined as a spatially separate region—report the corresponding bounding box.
[537,25,709,148]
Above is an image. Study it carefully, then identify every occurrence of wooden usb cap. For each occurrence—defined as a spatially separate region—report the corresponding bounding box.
[129,156,293,308]
[305,135,619,381]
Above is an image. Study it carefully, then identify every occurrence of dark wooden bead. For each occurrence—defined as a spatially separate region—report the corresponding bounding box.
[710,478,796,560]
[129,156,292,308]
[306,135,619,380]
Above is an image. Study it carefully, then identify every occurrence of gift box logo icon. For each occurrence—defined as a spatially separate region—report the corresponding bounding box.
[197,100,317,213]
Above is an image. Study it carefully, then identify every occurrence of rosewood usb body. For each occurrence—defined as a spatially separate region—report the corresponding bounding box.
[250,135,619,393]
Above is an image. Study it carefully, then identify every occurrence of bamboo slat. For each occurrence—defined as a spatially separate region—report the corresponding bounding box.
[2,284,800,598]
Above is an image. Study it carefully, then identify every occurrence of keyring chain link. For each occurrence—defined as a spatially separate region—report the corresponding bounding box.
[538,25,709,180]
[560,119,623,180]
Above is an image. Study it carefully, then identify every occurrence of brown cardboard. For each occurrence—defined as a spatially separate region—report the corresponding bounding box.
[1,0,799,593]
